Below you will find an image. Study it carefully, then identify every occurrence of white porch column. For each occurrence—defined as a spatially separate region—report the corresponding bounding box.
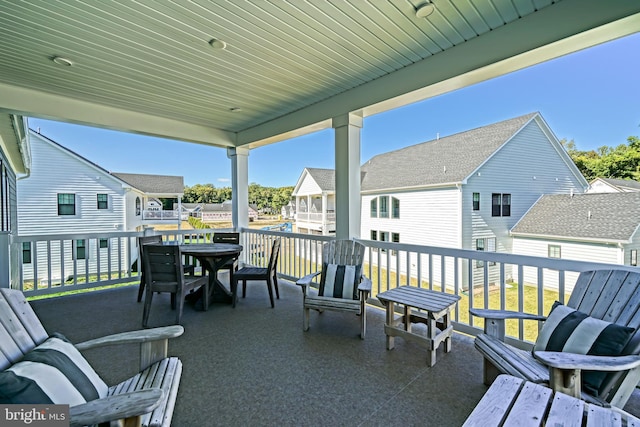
[333,112,362,240]
[227,147,250,231]
[0,232,10,288]
[177,195,182,230]
[321,192,328,236]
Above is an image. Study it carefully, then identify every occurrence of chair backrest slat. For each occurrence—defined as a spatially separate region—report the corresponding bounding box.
[268,239,281,274]
[0,289,49,370]
[322,240,365,267]
[144,245,184,285]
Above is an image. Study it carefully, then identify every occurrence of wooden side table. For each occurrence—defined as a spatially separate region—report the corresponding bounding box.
[377,286,461,367]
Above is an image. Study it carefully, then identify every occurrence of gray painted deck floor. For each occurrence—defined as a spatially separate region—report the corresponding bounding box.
[29,278,640,426]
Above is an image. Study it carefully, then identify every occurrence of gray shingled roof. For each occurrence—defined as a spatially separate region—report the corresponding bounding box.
[597,178,640,192]
[111,172,184,194]
[511,192,640,242]
[305,168,335,191]
[361,112,538,191]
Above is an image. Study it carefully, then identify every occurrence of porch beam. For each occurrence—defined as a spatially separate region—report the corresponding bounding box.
[0,83,236,147]
[227,147,249,231]
[333,113,362,240]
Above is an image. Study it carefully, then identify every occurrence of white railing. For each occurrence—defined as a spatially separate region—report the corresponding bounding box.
[239,228,640,346]
[295,212,336,223]
[142,209,180,220]
[13,228,227,297]
[14,227,639,346]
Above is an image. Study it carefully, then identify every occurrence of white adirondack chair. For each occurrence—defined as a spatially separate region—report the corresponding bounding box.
[296,240,372,339]
[470,269,640,408]
[0,288,183,427]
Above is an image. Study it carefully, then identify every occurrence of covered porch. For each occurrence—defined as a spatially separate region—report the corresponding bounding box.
[28,276,640,425]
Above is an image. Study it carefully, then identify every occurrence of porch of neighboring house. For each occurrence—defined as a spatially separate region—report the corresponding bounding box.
[294,195,336,235]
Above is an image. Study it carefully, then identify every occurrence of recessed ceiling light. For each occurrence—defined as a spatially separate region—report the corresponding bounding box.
[209,39,227,50]
[229,107,242,112]
[415,2,435,18]
[52,56,73,66]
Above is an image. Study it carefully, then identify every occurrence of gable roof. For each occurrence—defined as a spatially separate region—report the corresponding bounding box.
[591,178,640,192]
[511,192,640,243]
[111,172,184,195]
[361,113,539,192]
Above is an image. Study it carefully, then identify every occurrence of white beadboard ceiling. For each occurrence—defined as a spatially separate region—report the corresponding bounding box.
[0,0,638,149]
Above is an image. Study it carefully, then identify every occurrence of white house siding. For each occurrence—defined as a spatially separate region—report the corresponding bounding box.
[588,180,619,193]
[123,190,145,231]
[362,188,461,289]
[512,236,621,292]
[17,133,130,282]
[462,121,586,289]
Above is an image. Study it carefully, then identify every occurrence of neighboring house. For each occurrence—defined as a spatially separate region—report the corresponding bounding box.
[588,177,640,193]
[292,168,336,234]
[511,192,640,290]
[293,112,589,288]
[17,130,185,283]
[111,172,184,224]
[281,200,296,220]
[179,201,259,222]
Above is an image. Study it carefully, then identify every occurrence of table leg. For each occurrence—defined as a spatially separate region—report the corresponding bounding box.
[404,305,411,333]
[386,301,395,350]
[427,315,437,367]
[443,310,452,353]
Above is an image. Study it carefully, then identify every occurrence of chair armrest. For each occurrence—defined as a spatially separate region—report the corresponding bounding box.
[470,309,546,340]
[69,389,163,427]
[534,351,640,372]
[358,275,372,293]
[296,272,321,288]
[75,325,184,351]
[469,308,547,322]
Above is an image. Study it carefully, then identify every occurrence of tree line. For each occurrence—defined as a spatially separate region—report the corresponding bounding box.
[562,135,640,181]
[183,183,294,214]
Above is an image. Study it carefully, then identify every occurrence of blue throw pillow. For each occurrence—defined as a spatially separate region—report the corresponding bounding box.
[534,302,635,395]
[0,333,108,405]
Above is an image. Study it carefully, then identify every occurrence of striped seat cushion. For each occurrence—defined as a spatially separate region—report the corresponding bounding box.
[0,334,108,405]
[318,263,361,300]
[533,302,635,395]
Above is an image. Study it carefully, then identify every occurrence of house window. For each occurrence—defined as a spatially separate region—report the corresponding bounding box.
[473,193,480,211]
[548,245,561,259]
[492,193,511,217]
[631,250,637,266]
[475,238,485,268]
[97,194,108,209]
[135,197,141,216]
[502,194,511,216]
[99,238,109,249]
[75,239,86,260]
[22,242,31,264]
[391,232,400,256]
[380,231,389,252]
[379,196,389,218]
[392,197,400,219]
[57,193,75,215]
[370,230,377,241]
[370,198,377,217]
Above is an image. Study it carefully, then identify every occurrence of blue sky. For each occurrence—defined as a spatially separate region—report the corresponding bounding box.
[30,33,639,188]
